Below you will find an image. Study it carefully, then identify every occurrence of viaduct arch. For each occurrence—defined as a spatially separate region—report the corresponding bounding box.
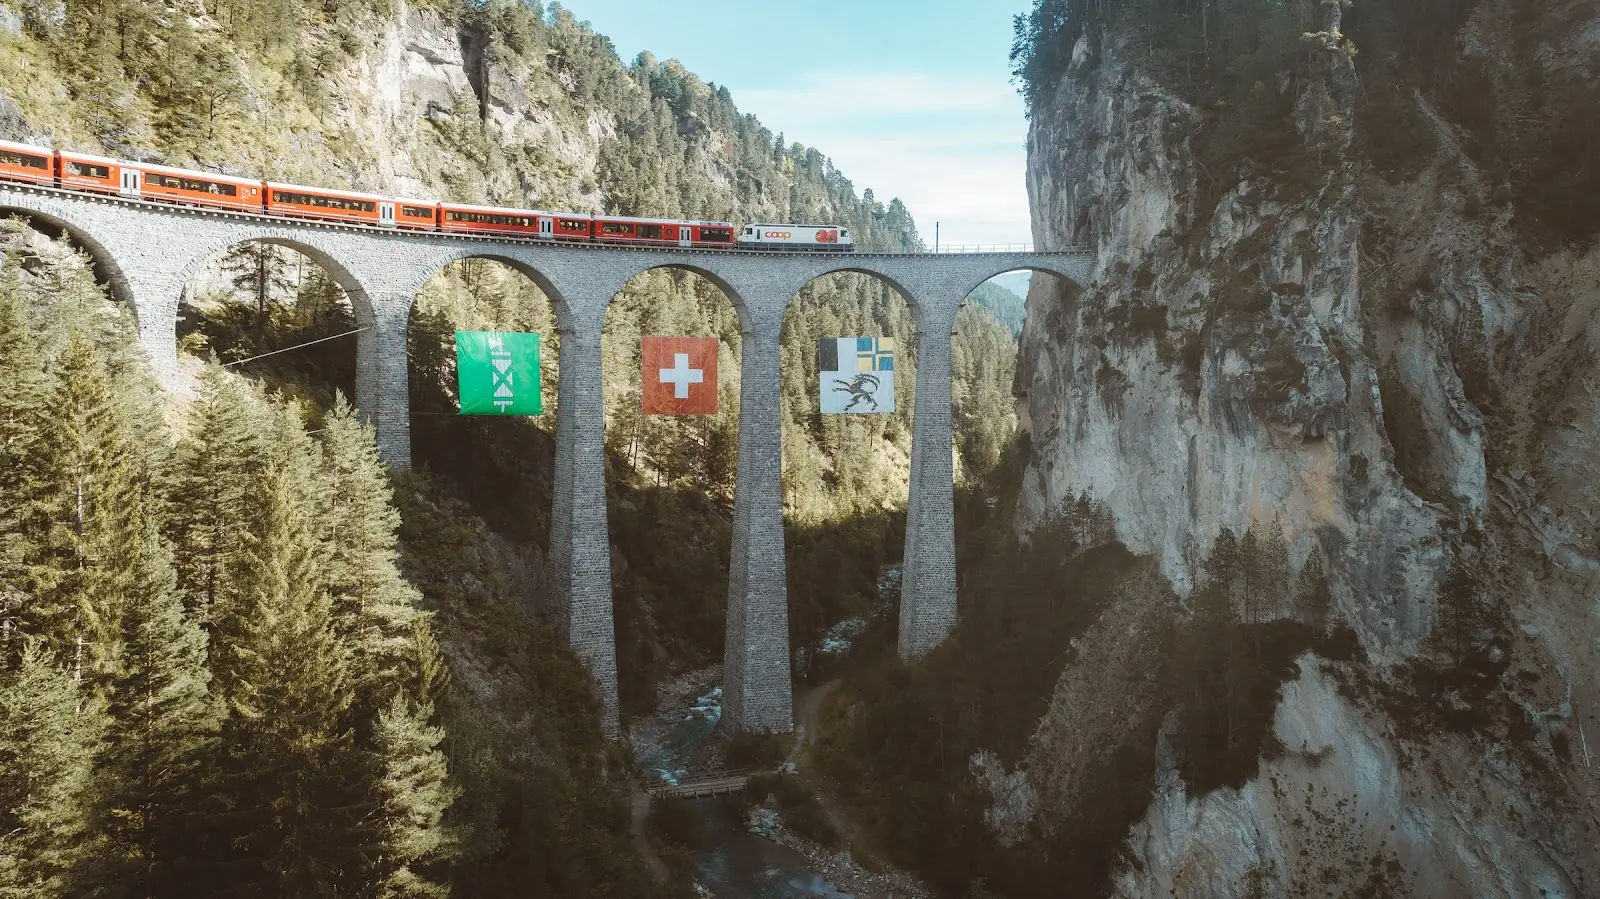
[0,182,1092,737]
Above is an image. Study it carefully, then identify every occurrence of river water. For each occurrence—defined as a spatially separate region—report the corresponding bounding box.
[635,567,904,898]
[636,685,853,898]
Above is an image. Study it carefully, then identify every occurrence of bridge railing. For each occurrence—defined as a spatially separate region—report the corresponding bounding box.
[927,243,1094,255]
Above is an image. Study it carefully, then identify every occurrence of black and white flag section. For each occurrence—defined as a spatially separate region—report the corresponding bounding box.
[818,337,895,414]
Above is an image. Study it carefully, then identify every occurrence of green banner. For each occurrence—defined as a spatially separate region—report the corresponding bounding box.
[455,331,542,416]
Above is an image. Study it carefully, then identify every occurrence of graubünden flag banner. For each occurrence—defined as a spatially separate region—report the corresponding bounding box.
[455,331,541,416]
[819,337,895,414]
[642,336,718,415]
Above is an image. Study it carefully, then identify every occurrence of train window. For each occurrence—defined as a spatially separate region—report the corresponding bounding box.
[701,228,731,242]
[0,150,49,169]
[600,222,630,234]
[153,173,239,196]
[64,161,110,178]
[402,205,434,219]
[273,190,370,210]
[447,211,530,226]
[559,220,588,232]
[637,224,662,240]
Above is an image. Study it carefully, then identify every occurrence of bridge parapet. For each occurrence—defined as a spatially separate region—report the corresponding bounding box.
[929,242,1092,254]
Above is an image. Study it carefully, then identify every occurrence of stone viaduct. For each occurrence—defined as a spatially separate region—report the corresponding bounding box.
[0,182,1091,737]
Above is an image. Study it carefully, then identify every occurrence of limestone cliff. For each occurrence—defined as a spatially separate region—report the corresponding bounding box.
[1011,0,1600,894]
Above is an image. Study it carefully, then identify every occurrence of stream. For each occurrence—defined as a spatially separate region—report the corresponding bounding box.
[634,567,906,898]
[636,684,853,898]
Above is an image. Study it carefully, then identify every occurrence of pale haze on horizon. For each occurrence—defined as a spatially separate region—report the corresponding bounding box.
[555,0,1038,254]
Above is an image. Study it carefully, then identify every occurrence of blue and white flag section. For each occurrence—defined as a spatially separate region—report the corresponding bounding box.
[818,337,895,414]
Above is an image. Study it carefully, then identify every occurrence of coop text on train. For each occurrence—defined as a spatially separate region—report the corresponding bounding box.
[0,139,854,251]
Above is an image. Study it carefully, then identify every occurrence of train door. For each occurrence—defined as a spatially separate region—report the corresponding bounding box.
[678,226,692,248]
[118,168,141,199]
[379,202,396,227]
[539,217,554,240]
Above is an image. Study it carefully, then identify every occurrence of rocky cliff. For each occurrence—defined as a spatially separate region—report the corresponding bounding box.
[1012,0,1600,894]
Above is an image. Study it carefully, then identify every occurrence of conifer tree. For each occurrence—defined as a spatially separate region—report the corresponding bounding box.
[410,620,451,716]
[98,509,220,896]
[221,243,294,319]
[208,404,362,899]
[1429,557,1489,669]
[1238,526,1263,624]
[370,692,459,899]
[1297,550,1332,631]
[0,641,106,898]
[0,278,51,654]
[27,332,142,680]
[318,396,426,715]
[166,370,270,633]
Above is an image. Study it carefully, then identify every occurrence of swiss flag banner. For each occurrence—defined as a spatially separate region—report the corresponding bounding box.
[641,336,719,415]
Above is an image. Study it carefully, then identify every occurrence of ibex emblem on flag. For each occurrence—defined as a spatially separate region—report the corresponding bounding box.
[831,372,882,412]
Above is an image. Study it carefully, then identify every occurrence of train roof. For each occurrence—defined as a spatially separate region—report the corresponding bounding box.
[265,181,400,203]
[0,139,52,154]
[134,161,262,183]
[439,202,592,218]
[56,150,261,185]
[593,214,734,227]
[744,222,849,229]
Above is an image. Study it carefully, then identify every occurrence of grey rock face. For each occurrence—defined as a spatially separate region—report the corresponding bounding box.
[1014,5,1600,894]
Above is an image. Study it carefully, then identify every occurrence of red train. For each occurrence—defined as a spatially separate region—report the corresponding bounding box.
[0,140,855,251]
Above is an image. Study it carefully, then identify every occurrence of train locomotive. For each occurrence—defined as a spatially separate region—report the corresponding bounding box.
[0,139,855,252]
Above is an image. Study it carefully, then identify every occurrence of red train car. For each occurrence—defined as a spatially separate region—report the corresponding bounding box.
[266,181,391,227]
[126,161,263,213]
[0,140,55,186]
[591,215,734,249]
[439,203,590,240]
[56,150,125,196]
[394,200,439,231]
[59,152,263,214]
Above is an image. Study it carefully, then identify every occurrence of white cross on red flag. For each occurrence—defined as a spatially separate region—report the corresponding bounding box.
[641,336,718,415]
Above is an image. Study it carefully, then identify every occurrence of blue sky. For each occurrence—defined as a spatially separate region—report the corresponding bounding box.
[556,0,1037,251]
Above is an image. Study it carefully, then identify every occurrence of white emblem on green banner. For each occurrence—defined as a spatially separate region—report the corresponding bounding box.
[455,331,542,415]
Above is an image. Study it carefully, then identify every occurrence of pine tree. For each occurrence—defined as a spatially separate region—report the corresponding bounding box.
[318,396,426,716]
[27,332,143,681]
[0,278,51,654]
[98,509,220,896]
[166,370,270,635]
[370,692,459,899]
[1430,557,1488,669]
[0,641,106,898]
[1256,523,1291,622]
[410,620,451,716]
[208,404,362,899]
[221,243,294,319]
[1296,550,1332,631]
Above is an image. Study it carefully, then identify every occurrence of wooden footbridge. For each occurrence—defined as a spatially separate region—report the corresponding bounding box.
[647,771,758,800]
